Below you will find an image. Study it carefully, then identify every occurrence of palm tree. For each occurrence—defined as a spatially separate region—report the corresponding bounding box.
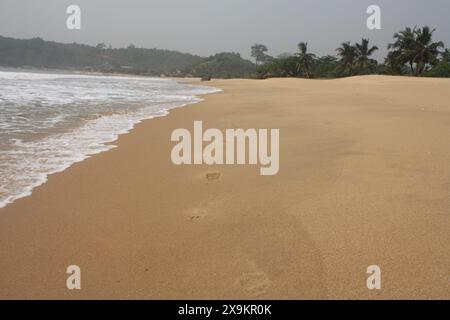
[385,50,404,74]
[388,27,417,73]
[296,42,315,78]
[336,42,357,74]
[354,38,378,71]
[413,27,444,74]
[388,26,444,75]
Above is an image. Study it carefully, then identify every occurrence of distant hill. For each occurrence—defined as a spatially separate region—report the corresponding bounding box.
[0,36,257,78]
[0,36,203,76]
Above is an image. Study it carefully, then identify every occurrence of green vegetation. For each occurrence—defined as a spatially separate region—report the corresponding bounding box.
[295,42,315,78]
[424,63,450,77]
[256,26,449,79]
[1,26,449,79]
[258,38,378,79]
[0,36,203,76]
[250,44,272,65]
[387,26,444,76]
[354,38,379,73]
[442,49,450,63]
[0,35,256,78]
[182,52,257,79]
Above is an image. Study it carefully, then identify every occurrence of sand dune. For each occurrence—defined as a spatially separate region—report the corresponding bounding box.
[0,75,449,299]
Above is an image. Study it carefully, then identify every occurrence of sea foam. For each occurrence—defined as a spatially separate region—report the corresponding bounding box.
[0,70,220,208]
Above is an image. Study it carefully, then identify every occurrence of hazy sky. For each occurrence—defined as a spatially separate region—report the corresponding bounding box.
[0,0,449,61]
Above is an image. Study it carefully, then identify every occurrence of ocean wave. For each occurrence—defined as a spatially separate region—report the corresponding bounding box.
[0,70,220,208]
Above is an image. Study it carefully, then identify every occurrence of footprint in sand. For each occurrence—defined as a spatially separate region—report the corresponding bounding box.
[234,260,271,297]
[186,207,208,222]
[184,199,223,222]
[205,172,221,181]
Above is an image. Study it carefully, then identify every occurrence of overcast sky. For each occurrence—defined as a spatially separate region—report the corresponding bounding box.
[0,0,449,61]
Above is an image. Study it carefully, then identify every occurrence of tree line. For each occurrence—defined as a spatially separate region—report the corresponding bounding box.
[1,26,449,79]
[252,26,450,79]
[0,35,257,79]
[0,36,203,76]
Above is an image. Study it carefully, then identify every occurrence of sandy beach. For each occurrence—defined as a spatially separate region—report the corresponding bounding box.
[0,75,448,299]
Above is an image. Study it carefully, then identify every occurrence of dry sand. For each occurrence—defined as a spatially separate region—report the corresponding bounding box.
[0,75,448,299]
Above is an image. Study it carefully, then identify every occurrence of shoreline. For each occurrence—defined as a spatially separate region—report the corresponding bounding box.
[0,74,219,209]
[0,76,449,299]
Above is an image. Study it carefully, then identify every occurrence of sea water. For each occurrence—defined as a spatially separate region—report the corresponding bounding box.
[0,69,219,208]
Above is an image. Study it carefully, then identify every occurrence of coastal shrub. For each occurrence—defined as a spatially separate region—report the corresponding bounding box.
[183,52,257,79]
[425,63,450,77]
